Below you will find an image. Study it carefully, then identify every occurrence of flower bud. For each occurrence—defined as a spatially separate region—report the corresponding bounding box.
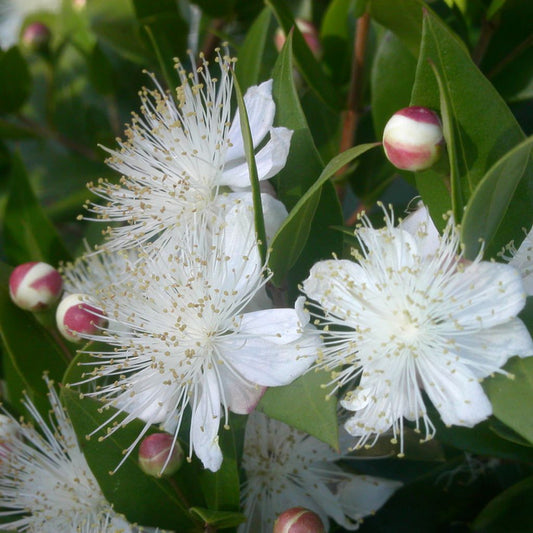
[55,293,106,343]
[273,507,325,533]
[382,106,444,171]
[274,19,322,58]
[22,22,51,52]
[9,262,63,311]
[138,433,184,477]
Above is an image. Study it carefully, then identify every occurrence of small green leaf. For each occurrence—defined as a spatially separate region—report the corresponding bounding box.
[88,42,117,95]
[472,476,533,532]
[236,8,272,91]
[3,153,71,265]
[0,262,71,413]
[189,507,246,529]
[462,136,533,259]
[0,47,31,113]
[61,384,197,531]
[266,0,340,109]
[484,356,533,445]
[258,370,339,450]
[232,74,267,266]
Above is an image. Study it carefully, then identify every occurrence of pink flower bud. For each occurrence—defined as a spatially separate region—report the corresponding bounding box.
[138,433,184,477]
[9,262,63,311]
[55,293,106,343]
[273,507,325,533]
[22,22,51,51]
[382,106,444,171]
[274,19,322,58]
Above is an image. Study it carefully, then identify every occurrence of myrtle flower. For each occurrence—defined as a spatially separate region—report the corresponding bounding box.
[73,206,319,472]
[240,411,402,533]
[504,226,533,295]
[0,378,139,532]
[85,47,292,251]
[301,204,533,455]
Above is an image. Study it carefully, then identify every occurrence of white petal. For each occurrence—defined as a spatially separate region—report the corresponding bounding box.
[449,262,527,329]
[218,364,266,414]
[398,203,440,258]
[226,80,275,160]
[221,127,293,189]
[338,476,402,525]
[221,327,319,386]
[419,356,492,427]
[454,318,533,378]
[238,308,307,345]
[303,259,370,324]
[191,370,223,471]
[509,226,533,295]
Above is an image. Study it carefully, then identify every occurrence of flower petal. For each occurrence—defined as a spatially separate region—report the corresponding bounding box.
[218,364,266,414]
[448,262,527,329]
[221,127,293,188]
[238,308,307,345]
[191,370,223,471]
[226,80,275,161]
[398,203,440,258]
[419,356,492,427]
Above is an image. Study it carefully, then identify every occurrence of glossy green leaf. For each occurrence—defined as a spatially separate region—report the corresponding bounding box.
[88,42,117,95]
[258,370,338,450]
[3,153,71,265]
[411,9,525,218]
[61,384,197,531]
[266,0,340,109]
[0,262,71,413]
[0,47,31,114]
[232,74,267,265]
[484,356,533,445]
[189,507,246,529]
[462,136,533,259]
[472,476,533,532]
[236,7,272,91]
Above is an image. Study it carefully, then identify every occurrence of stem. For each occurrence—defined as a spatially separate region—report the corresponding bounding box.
[335,11,370,205]
[471,16,498,66]
[198,18,227,63]
[13,115,99,161]
[168,477,191,509]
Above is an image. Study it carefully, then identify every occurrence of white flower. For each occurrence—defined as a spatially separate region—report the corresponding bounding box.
[0,378,137,532]
[504,226,533,295]
[85,48,292,251]
[0,0,60,49]
[73,207,319,472]
[239,411,402,533]
[301,204,533,455]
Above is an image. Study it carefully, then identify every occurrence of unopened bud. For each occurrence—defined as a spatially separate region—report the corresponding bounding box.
[9,262,63,311]
[382,106,444,171]
[274,19,322,58]
[138,433,184,477]
[55,293,106,342]
[273,507,325,533]
[22,22,51,52]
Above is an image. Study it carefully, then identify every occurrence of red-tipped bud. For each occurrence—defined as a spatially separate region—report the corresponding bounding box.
[9,262,63,311]
[382,106,444,171]
[22,22,51,52]
[55,293,106,343]
[274,19,322,58]
[273,507,325,533]
[138,433,184,477]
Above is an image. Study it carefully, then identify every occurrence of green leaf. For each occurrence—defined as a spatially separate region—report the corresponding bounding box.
[198,414,244,513]
[232,74,267,265]
[411,9,525,219]
[3,153,71,265]
[462,136,533,259]
[236,7,272,91]
[0,262,71,413]
[190,0,236,18]
[484,356,533,445]
[189,507,245,529]
[258,370,339,450]
[61,384,197,531]
[472,476,533,532]
[265,0,340,109]
[0,47,31,113]
[88,42,117,95]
